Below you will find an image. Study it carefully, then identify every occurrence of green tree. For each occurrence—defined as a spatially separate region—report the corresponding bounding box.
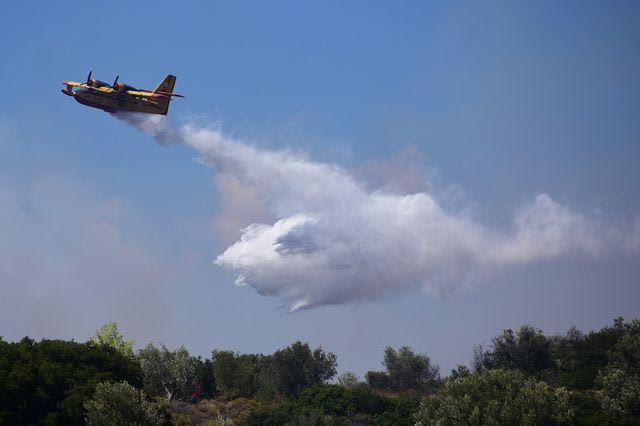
[89,321,134,358]
[0,337,142,425]
[210,350,238,399]
[337,371,360,389]
[211,350,265,399]
[193,357,217,398]
[365,370,390,389]
[211,342,337,400]
[84,381,165,425]
[381,346,440,392]
[595,319,640,419]
[414,369,573,426]
[137,343,197,400]
[450,365,471,379]
[483,325,552,375]
[271,341,338,399]
[550,319,627,391]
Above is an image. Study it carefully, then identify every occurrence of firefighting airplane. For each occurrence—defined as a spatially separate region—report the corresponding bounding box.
[61,71,184,115]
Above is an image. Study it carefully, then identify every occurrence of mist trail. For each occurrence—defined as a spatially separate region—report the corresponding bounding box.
[113,112,637,311]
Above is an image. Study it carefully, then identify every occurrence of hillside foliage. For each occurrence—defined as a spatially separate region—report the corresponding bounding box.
[0,337,142,425]
[0,318,638,424]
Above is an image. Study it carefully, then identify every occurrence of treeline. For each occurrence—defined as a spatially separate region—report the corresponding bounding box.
[136,340,336,401]
[0,337,144,424]
[0,318,638,425]
[0,326,343,425]
[415,317,640,425]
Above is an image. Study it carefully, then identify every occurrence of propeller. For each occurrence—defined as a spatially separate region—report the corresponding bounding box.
[112,75,119,88]
[86,70,92,85]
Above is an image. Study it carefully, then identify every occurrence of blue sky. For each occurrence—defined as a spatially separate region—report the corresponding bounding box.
[1,1,639,376]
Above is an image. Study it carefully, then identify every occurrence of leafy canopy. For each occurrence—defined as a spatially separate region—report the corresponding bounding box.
[0,337,142,425]
[89,321,134,358]
[137,343,198,401]
[84,381,165,426]
[366,346,440,392]
[414,369,573,426]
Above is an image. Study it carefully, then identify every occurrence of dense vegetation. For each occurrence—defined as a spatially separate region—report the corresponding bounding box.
[0,317,638,425]
[0,337,142,425]
[248,384,419,425]
[84,381,167,425]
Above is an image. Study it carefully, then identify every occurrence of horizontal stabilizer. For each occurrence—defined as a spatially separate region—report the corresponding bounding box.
[155,91,185,98]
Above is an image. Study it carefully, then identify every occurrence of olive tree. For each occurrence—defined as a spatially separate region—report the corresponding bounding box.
[84,381,165,425]
[211,350,264,399]
[271,341,338,399]
[137,343,197,400]
[89,321,134,358]
[337,372,360,389]
[483,325,552,375]
[596,319,640,418]
[383,346,440,392]
[414,369,573,425]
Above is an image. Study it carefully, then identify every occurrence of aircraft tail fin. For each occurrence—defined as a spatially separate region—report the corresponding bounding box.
[153,75,177,115]
[153,75,176,94]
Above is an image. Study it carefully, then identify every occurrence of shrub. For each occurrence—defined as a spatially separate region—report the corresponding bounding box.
[414,369,573,425]
[0,337,142,425]
[84,381,165,425]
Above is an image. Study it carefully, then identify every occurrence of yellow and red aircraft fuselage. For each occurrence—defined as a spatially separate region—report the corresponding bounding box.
[62,72,183,115]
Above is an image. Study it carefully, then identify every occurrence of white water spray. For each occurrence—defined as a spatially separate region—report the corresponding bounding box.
[114,112,636,311]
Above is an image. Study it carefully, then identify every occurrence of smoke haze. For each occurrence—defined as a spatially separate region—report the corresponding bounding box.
[114,113,638,312]
[0,174,170,341]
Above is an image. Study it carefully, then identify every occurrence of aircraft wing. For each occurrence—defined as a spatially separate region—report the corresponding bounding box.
[61,81,115,93]
[89,86,115,93]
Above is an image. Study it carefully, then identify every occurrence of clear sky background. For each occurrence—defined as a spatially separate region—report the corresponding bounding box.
[1,1,639,376]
